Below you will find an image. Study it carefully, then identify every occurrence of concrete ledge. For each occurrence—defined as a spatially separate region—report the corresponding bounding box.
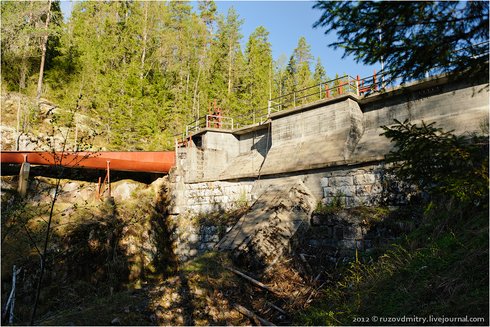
[268,93,359,119]
[232,122,270,135]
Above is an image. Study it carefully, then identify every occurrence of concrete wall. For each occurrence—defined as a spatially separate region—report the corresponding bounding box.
[173,76,489,213]
[218,126,272,179]
[260,97,363,175]
[354,77,489,161]
[238,127,271,155]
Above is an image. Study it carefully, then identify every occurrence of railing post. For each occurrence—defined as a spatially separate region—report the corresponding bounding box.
[356,75,360,96]
[267,100,271,116]
[106,160,111,199]
[293,91,296,107]
[18,160,30,198]
[319,83,322,99]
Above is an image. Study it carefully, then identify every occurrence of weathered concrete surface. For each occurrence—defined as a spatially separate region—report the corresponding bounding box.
[353,78,489,162]
[217,181,316,268]
[171,76,489,213]
[219,127,271,179]
[259,98,364,175]
[178,77,488,183]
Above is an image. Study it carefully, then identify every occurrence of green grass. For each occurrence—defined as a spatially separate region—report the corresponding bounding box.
[297,201,489,326]
[37,287,153,326]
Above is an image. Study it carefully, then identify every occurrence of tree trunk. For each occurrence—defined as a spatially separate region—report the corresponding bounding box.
[36,0,52,101]
[227,39,233,96]
[20,1,34,92]
[140,1,148,81]
[192,27,211,120]
[192,67,201,120]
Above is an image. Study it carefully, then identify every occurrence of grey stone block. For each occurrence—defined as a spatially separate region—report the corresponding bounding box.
[353,173,377,185]
[329,176,354,187]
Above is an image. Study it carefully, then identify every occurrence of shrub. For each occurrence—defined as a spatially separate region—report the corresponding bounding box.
[381,119,489,205]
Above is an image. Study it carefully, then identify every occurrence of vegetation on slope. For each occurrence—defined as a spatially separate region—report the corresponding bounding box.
[297,120,489,325]
[298,200,488,325]
[1,1,330,150]
[1,175,175,324]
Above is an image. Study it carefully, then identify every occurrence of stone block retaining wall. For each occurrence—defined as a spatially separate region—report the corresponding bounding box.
[170,180,254,261]
[182,181,254,214]
[171,215,225,262]
[320,164,384,207]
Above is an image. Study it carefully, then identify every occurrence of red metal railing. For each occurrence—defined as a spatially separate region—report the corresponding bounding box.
[180,72,384,141]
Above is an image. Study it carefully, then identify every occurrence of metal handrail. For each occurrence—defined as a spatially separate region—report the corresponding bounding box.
[183,114,234,139]
[267,75,361,114]
[181,74,381,139]
[179,39,489,142]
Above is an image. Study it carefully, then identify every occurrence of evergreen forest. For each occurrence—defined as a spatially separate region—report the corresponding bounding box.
[1,0,330,150]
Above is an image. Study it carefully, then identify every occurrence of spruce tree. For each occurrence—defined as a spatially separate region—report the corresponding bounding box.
[314,1,489,82]
[243,26,272,122]
[313,57,327,84]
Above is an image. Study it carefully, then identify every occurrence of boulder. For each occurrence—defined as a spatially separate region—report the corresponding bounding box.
[218,181,316,269]
[112,180,142,201]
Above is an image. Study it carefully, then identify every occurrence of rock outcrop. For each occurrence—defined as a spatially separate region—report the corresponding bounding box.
[218,181,316,269]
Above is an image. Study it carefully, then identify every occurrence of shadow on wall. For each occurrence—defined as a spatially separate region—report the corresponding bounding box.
[250,129,272,158]
[172,200,250,263]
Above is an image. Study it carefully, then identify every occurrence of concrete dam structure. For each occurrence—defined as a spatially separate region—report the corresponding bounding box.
[167,74,488,264]
[171,75,489,214]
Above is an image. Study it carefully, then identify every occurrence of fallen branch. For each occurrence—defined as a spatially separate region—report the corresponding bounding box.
[225,266,277,294]
[265,301,287,315]
[233,303,276,326]
[2,265,20,325]
[304,281,327,308]
[299,253,312,274]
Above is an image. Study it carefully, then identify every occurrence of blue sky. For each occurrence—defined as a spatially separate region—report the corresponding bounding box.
[59,1,379,79]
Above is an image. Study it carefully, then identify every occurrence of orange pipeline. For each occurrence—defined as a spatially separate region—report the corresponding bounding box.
[0,151,175,173]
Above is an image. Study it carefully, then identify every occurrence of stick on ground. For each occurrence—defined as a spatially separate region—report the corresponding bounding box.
[225,266,277,294]
[233,303,276,326]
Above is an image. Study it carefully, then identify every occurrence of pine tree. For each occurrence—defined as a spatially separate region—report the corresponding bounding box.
[243,26,272,121]
[293,36,314,67]
[271,54,288,102]
[313,57,327,84]
[193,0,217,119]
[283,55,297,104]
[292,37,314,102]
[2,0,341,150]
[207,7,244,118]
[1,0,62,94]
